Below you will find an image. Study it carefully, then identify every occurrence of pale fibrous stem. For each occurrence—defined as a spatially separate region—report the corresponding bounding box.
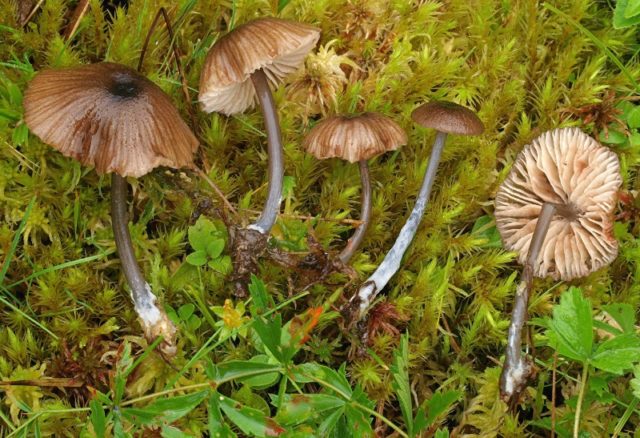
[247,69,284,235]
[500,202,556,401]
[339,160,372,264]
[111,174,176,357]
[349,131,448,320]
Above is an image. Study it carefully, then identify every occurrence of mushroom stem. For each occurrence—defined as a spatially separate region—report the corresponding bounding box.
[339,160,372,264]
[500,201,556,401]
[111,174,177,357]
[248,68,284,235]
[348,131,448,320]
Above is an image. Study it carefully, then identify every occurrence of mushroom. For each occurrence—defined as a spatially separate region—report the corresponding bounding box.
[495,127,621,402]
[198,17,320,294]
[302,113,407,263]
[23,62,199,357]
[343,101,483,323]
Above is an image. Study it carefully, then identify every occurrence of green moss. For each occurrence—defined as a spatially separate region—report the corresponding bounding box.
[1,0,639,435]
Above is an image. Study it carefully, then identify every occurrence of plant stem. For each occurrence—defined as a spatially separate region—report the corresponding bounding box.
[137,7,195,127]
[339,160,372,263]
[248,68,283,235]
[574,364,589,438]
[111,174,177,357]
[500,202,556,401]
[349,131,448,320]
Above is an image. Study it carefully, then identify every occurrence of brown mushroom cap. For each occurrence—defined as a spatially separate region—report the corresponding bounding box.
[302,113,407,163]
[198,17,320,115]
[411,101,484,135]
[24,62,198,178]
[495,127,621,280]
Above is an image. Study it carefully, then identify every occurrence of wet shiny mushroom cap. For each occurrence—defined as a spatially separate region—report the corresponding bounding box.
[302,113,407,163]
[495,127,622,280]
[198,17,320,115]
[23,62,198,178]
[411,101,484,135]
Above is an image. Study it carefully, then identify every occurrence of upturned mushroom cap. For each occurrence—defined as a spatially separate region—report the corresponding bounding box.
[24,62,198,178]
[302,113,407,163]
[198,17,320,115]
[495,127,621,280]
[411,101,484,135]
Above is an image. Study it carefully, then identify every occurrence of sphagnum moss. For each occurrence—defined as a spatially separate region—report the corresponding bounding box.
[1,0,639,436]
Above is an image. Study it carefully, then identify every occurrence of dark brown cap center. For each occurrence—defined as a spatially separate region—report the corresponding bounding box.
[109,72,141,99]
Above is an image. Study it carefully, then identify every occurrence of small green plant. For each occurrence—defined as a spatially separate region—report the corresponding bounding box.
[613,0,640,29]
[185,216,232,274]
[541,287,640,437]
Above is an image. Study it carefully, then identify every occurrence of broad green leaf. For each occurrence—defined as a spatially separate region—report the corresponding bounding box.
[344,404,373,437]
[625,0,640,18]
[161,425,193,438]
[547,288,593,363]
[434,429,450,438]
[614,0,640,28]
[317,407,344,436]
[603,303,636,334]
[89,400,106,438]
[424,390,461,428]
[209,393,237,438]
[186,250,207,266]
[591,333,640,374]
[122,390,208,425]
[293,363,352,397]
[209,255,232,274]
[471,215,502,248]
[189,217,223,251]
[599,129,628,145]
[275,394,345,426]
[631,366,640,399]
[627,105,640,129]
[178,303,196,321]
[206,238,225,259]
[253,314,285,362]
[391,333,413,435]
[212,360,282,382]
[240,355,281,389]
[12,123,28,146]
[278,0,291,13]
[248,275,272,314]
[219,395,286,437]
[233,385,271,415]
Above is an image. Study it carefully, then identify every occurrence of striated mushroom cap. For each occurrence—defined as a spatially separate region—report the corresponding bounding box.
[199,17,320,115]
[412,101,484,135]
[302,113,407,163]
[24,62,198,178]
[495,127,621,280]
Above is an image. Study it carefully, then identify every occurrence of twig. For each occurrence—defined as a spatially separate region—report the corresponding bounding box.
[62,0,90,40]
[0,378,83,388]
[194,167,239,218]
[441,317,461,354]
[20,0,44,27]
[138,7,196,128]
[551,352,558,438]
[239,208,365,226]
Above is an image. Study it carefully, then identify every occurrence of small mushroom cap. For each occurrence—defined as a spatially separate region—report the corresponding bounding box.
[24,63,198,178]
[411,101,484,135]
[495,127,622,280]
[302,113,407,163]
[198,17,320,115]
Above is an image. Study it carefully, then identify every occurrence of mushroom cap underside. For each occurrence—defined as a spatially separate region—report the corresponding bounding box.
[495,127,621,280]
[198,17,320,115]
